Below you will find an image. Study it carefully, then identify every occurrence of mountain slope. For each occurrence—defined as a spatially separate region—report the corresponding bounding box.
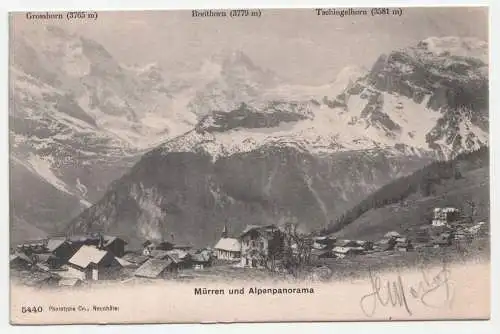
[68,146,429,248]
[10,25,178,239]
[329,146,489,240]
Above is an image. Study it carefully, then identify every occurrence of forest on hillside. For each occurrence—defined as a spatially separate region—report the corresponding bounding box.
[322,146,489,235]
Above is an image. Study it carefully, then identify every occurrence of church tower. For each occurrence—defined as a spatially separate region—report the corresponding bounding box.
[221,223,228,238]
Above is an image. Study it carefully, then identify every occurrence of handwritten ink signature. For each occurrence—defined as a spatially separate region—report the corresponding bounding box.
[359,268,412,316]
[409,262,454,309]
[359,262,454,317]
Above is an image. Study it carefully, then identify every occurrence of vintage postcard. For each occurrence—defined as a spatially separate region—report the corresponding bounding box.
[9,7,490,324]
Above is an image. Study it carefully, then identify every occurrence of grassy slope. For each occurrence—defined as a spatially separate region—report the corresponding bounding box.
[332,167,489,241]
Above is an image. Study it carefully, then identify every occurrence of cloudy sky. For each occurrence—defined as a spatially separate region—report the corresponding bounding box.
[13,7,488,85]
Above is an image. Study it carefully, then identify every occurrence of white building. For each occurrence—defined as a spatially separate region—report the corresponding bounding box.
[214,238,241,261]
[432,207,460,227]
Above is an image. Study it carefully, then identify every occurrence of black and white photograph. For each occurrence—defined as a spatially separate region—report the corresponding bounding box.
[8,6,490,324]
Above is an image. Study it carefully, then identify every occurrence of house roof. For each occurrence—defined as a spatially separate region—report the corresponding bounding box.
[333,246,364,253]
[37,253,57,262]
[336,240,357,247]
[115,257,135,267]
[214,238,241,252]
[150,250,170,259]
[314,236,336,243]
[167,249,189,260]
[46,239,67,252]
[134,259,173,278]
[18,239,46,247]
[10,253,32,263]
[312,243,328,250]
[239,224,276,237]
[103,236,128,247]
[191,252,211,263]
[68,245,110,269]
[122,253,150,265]
[166,253,181,263]
[311,249,330,256]
[69,234,99,242]
[332,246,351,254]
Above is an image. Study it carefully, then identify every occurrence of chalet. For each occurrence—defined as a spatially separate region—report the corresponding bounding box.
[336,240,360,248]
[214,238,241,260]
[148,249,191,269]
[121,253,150,266]
[312,240,328,250]
[239,224,283,268]
[312,236,336,250]
[150,250,170,260]
[68,245,122,280]
[10,253,33,270]
[191,252,211,270]
[142,240,174,256]
[310,249,332,261]
[16,239,47,255]
[101,236,127,257]
[45,238,75,262]
[170,249,191,263]
[355,240,374,250]
[36,253,63,269]
[395,237,414,252]
[332,246,364,258]
[432,207,460,227]
[134,259,177,279]
[68,234,102,248]
[166,251,192,270]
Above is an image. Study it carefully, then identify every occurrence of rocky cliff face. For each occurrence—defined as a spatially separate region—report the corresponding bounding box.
[69,146,430,247]
[328,36,488,159]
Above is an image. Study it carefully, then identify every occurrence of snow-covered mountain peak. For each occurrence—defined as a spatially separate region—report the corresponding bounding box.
[415,36,488,63]
[172,37,488,162]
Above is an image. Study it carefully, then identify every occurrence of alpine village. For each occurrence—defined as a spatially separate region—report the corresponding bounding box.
[11,158,489,289]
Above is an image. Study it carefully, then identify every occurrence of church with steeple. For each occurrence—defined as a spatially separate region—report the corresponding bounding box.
[213,223,241,261]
